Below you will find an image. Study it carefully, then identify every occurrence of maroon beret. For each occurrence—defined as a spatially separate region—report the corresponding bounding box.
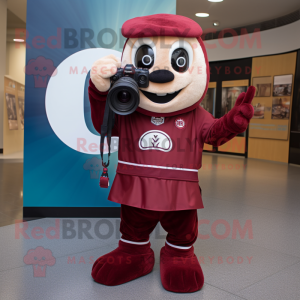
[122,14,203,38]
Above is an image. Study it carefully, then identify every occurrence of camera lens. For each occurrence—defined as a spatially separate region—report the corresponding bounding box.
[117,91,131,103]
[107,77,140,115]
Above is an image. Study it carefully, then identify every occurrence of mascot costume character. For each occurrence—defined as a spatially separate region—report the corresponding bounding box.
[88,14,255,293]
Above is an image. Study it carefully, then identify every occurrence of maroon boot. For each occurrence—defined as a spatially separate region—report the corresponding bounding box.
[160,243,204,293]
[92,240,154,286]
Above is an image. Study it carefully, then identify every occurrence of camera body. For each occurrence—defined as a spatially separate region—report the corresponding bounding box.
[111,64,149,88]
[107,64,149,115]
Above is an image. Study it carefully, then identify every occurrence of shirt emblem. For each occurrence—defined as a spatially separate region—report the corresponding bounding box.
[151,117,164,126]
[175,118,185,129]
[139,130,172,152]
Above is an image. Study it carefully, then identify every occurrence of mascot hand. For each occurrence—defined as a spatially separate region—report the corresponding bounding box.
[90,54,121,92]
[226,86,255,133]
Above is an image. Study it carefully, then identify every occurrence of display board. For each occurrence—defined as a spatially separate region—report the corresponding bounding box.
[248,52,297,163]
[24,0,176,217]
[249,74,293,140]
[3,76,24,155]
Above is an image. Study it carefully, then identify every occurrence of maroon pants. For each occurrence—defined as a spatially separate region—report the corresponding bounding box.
[120,204,198,247]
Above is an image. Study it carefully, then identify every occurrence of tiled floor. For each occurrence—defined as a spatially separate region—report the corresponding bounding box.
[0,153,300,299]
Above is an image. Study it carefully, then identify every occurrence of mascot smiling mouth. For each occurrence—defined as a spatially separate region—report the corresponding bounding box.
[141,89,182,104]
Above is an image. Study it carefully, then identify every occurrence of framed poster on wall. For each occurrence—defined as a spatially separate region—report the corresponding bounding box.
[253,76,272,97]
[273,74,293,96]
[5,93,18,130]
[253,103,265,119]
[272,97,290,120]
[4,79,19,130]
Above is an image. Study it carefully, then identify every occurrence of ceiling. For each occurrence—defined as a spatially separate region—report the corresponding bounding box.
[7,9,26,29]
[6,9,26,43]
[7,0,27,23]
[6,0,300,33]
[177,0,300,31]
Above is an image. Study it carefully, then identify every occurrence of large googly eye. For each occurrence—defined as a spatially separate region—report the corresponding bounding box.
[142,55,152,66]
[171,48,189,72]
[169,40,193,73]
[135,45,154,69]
[176,57,186,67]
[131,38,156,69]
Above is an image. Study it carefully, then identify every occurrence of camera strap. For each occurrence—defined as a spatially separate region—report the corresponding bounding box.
[99,101,115,188]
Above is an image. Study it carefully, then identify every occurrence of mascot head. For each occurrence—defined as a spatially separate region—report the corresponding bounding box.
[121,14,209,116]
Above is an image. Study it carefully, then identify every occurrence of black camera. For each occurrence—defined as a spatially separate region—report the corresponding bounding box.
[107,64,149,115]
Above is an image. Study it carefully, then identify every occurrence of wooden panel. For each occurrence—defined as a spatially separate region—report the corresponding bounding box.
[218,136,246,154]
[208,82,216,88]
[3,76,24,155]
[248,138,289,163]
[203,143,213,151]
[222,80,249,87]
[248,52,297,163]
[249,119,289,140]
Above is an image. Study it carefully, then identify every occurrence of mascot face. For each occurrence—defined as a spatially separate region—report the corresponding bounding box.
[121,36,208,114]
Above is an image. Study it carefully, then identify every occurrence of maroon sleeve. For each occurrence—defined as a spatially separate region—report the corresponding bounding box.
[196,106,236,147]
[195,106,217,145]
[88,79,119,136]
[205,116,237,147]
[205,87,255,146]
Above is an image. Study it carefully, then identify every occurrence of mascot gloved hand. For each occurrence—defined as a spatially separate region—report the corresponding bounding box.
[89,14,255,293]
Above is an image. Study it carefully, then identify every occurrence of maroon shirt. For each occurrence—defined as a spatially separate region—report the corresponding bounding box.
[89,80,217,211]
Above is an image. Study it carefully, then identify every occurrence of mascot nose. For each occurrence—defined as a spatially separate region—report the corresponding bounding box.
[149,70,174,83]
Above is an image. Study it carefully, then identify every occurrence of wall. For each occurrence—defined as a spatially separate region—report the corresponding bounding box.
[206,20,300,62]
[2,42,26,155]
[6,42,26,85]
[209,58,252,156]
[0,0,7,150]
[3,76,24,155]
[248,52,297,163]
[289,49,300,164]
[204,20,300,163]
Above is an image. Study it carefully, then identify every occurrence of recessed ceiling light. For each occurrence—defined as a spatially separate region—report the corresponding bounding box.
[213,21,220,26]
[195,13,209,17]
[13,39,24,42]
[208,0,223,2]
